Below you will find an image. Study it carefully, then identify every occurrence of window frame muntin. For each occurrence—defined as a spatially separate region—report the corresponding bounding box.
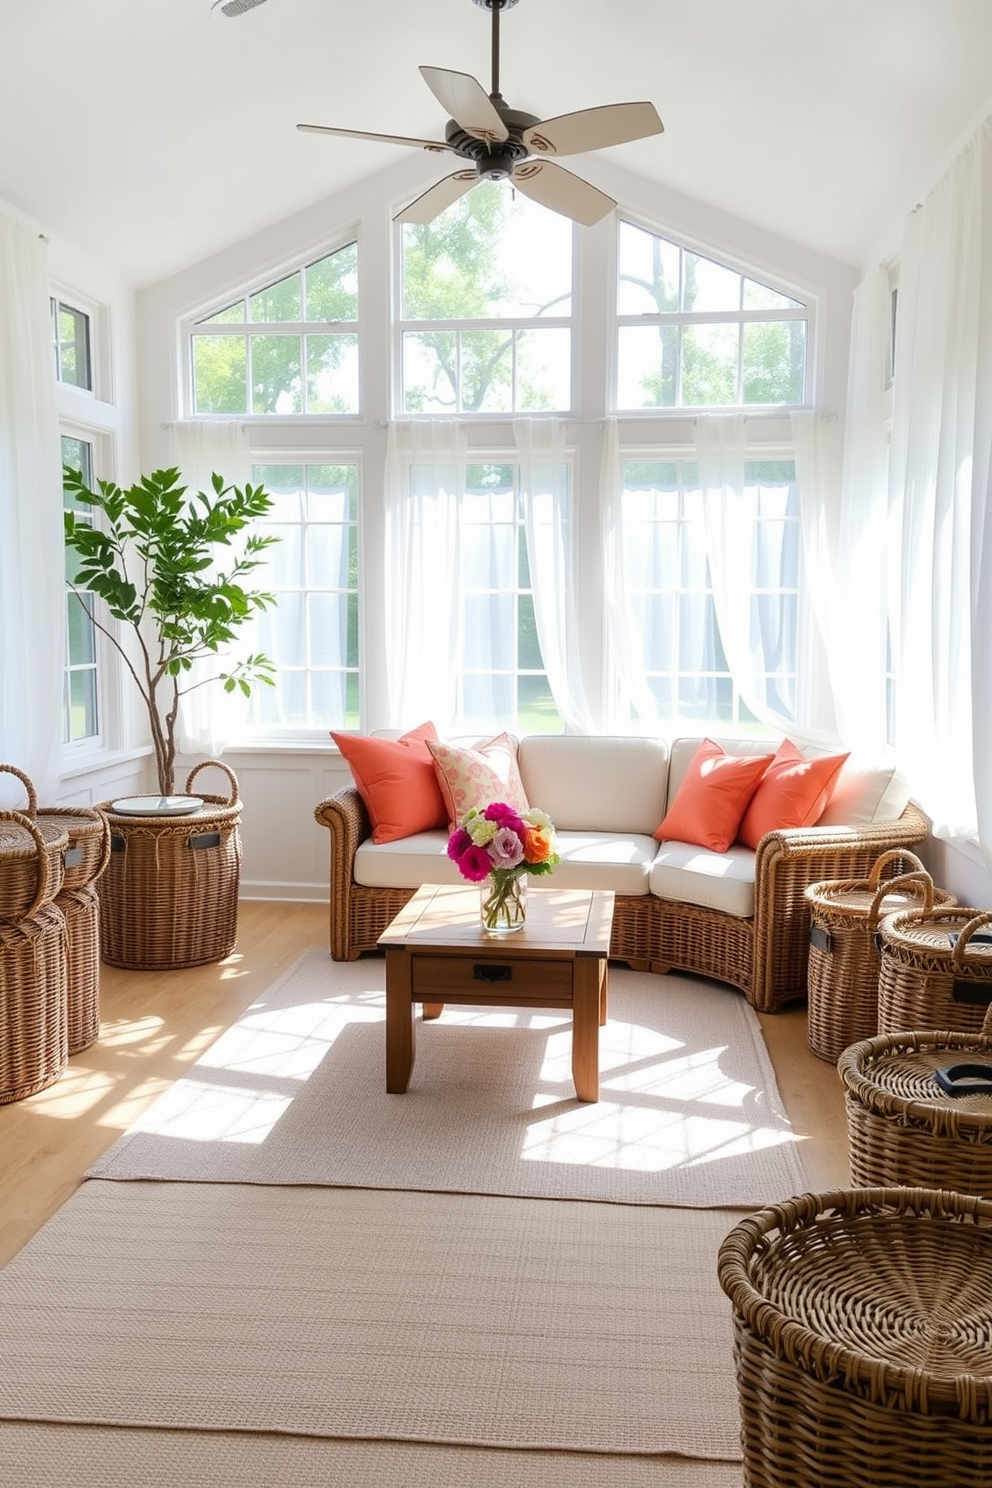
[615,212,814,415]
[183,230,363,421]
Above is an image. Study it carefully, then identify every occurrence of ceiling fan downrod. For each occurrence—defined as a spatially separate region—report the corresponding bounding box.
[472,0,519,104]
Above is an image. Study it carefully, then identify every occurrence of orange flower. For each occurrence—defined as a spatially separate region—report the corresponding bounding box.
[523,824,553,864]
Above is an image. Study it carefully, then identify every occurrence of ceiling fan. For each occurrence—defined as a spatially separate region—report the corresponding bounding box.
[296,0,663,227]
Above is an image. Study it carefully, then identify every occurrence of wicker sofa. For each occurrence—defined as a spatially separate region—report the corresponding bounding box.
[314,732,929,1014]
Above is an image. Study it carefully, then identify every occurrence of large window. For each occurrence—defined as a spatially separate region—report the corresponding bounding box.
[618,458,799,725]
[245,460,360,730]
[617,221,807,410]
[190,242,359,415]
[61,434,100,744]
[399,183,573,415]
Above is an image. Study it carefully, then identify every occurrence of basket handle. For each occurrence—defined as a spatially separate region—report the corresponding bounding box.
[951,911,992,969]
[0,808,50,920]
[867,870,934,932]
[185,759,239,805]
[0,764,37,816]
[92,813,113,883]
[866,848,924,890]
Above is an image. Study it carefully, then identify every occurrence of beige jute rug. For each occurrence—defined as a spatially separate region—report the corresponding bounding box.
[0,1423,743,1488]
[0,1179,744,1465]
[86,950,807,1208]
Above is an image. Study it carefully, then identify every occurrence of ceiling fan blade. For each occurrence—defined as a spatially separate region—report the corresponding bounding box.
[512,160,617,227]
[523,101,664,158]
[394,170,479,225]
[419,66,508,143]
[297,122,452,153]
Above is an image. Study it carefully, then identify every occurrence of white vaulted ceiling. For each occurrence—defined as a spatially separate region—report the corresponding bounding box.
[1,0,991,285]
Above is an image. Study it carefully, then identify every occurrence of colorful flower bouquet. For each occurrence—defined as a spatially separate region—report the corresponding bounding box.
[447,802,560,933]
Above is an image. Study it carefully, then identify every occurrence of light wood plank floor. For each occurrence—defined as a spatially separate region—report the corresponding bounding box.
[0,900,850,1269]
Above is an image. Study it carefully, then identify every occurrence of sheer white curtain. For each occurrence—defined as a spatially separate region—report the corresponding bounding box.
[887,116,992,852]
[383,419,465,729]
[600,417,661,728]
[0,210,64,805]
[514,417,595,733]
[696,413,795,732]
[166,420,252,758]
[828,267,893,752]
[790,409,843,738]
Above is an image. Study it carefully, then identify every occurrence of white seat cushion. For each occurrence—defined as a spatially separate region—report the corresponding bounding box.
[355,832,462,889]
[355,829,655,896]
[545,831,656,895]
[649,842,757,919]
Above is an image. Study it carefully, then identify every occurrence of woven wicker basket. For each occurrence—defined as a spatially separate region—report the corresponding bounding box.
[0,902,68,1103]
[838,1007,992,1196]
[1,763,111,894]
[0,809,68,923]
[96,760,242,970]
[718,1186,992,1487]
[877,905,992,1037]
[59,882,101,1055]
[804,852,955,1063]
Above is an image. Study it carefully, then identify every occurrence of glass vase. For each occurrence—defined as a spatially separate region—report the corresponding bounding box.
[480,871,527,935]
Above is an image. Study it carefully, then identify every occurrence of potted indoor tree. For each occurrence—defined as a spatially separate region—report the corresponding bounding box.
[62,464,280,970]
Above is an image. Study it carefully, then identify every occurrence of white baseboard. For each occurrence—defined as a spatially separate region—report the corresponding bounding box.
[239,882,329,903]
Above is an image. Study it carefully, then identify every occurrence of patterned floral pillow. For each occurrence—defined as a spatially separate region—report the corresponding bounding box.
[427,733,530,830]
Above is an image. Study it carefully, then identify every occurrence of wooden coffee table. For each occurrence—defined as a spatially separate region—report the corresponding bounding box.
[377,883,615,1102]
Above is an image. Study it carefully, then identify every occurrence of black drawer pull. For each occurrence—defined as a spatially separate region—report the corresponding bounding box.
[474,964,512,983]
[952,978,992,1007]
[809,925,832,954]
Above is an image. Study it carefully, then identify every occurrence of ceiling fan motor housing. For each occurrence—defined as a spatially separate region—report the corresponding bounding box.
[445,105,538,180]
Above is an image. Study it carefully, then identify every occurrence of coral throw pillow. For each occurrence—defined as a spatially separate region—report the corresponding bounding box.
[427,732,530,829]
[654,738,775,853]
[330,721,448,844]
[737,739,850,849]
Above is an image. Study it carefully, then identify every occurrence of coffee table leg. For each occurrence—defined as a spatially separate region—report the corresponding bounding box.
[385,948,414,1093]
[571,956,602,1102]
[423,1002,444,1020]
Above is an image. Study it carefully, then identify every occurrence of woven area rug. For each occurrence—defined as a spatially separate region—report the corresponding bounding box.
[0,1179,744,1465]
[86,950,807,1208]
[0,1424,743,1488]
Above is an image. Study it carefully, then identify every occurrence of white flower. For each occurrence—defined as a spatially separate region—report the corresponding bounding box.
[467,817,497,846]
[523,807,553,830]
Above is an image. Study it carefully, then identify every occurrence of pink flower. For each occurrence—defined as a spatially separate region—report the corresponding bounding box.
[483,801,526,837]
[446,828,472,863]
[489,826,525,870]
[456,843,493,882]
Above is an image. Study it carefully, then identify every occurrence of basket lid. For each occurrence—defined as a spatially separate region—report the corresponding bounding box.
[882,905,992,963]
[0,816,69,860]
[840,1031,992,1127]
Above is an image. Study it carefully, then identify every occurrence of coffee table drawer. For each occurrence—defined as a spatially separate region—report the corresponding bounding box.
[412,955,574,1002]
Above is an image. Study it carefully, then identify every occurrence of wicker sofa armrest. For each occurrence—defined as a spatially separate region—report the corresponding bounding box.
[314,786,373,961]
[750,801,930,1013]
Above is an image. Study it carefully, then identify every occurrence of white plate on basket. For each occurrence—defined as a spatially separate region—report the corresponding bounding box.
[111,796,205,816]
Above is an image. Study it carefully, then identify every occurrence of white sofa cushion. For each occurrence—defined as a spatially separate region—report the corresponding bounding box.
[355,828,656,896]
[517,734,669,834]
[649,842,757,919]
[542,831,656,895]
[813,752,911,825]
[355,832,463,889]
